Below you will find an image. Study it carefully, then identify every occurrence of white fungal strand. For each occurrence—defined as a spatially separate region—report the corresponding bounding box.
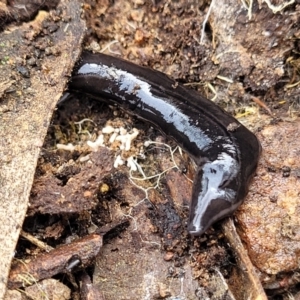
[127,156,138,172]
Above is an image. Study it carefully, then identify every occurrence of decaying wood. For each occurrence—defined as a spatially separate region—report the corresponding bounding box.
[8,233,102,289]
[222,219,268,300]
[80,272,105,300]
[0,0,85,297]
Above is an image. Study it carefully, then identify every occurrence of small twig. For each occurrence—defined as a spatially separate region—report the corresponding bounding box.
[251,95,273,115]
[9,234,103,289]
[200,0,215,44]
[216,75,233,84]
[285,80,300,89]
[20,230,53,252]
[206,82,218,101]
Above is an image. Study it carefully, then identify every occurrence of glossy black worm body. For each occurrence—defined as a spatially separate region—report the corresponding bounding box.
[68,51,261,236]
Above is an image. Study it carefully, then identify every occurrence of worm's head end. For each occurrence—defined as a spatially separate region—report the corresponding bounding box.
[187,153,240,236]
